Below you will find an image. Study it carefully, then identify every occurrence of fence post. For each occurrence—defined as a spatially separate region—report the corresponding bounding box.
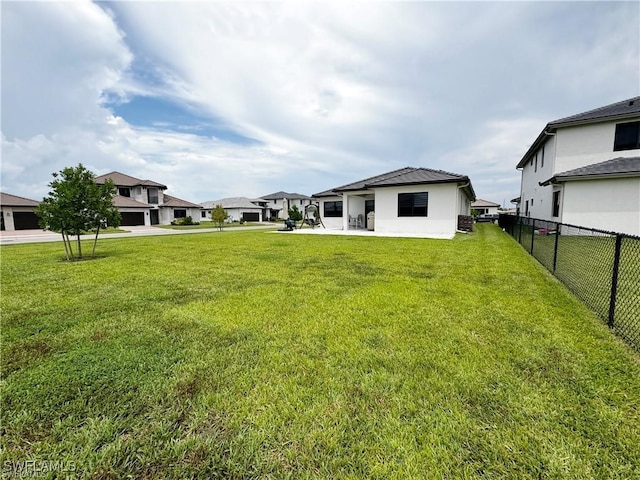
[530,219,536,254]
[552,222,560,273]
[608,234,623,328]
[518,217,523,244]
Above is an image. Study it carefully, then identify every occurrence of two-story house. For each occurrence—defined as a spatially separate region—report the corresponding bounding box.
[516,96,640,236]
[260,191,313,220]
[94,172,202,226]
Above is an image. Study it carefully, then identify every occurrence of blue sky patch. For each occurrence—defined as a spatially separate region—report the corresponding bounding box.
[107,95,259,145]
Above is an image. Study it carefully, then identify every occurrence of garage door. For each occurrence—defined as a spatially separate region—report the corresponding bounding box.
[242,212,259,222]
[120,212,145,226]
[13,212,40,230]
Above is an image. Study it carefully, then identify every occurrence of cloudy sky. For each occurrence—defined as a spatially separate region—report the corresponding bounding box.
[2,1,638,205]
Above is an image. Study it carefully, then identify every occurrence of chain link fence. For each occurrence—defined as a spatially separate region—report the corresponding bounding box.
[499,215,640,352]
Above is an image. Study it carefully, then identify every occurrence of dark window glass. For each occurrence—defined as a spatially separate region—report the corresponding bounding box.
[201,211,206,218]
[552,191,561,217]
[174,209,187,218]
[324,201,343,217]
[541,144,545,168]
[614,121,640,151]
[118,188,130,197]
[365,200,375,215]
[398,192,428,217]
[147,188,159,204]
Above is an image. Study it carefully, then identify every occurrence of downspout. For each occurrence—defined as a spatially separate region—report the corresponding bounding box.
[457,182,470,215]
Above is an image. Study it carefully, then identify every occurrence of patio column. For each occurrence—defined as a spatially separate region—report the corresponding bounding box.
[342,193,349,231]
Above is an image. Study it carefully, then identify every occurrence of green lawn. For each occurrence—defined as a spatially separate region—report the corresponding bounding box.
[1,224,639,479]
[155,221,271,230]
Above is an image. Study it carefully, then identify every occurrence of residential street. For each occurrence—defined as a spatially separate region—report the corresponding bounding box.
[0,224,278,245]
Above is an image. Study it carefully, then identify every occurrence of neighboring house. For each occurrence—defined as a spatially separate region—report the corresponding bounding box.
[516,96,640,236]
[260,191,313,220]
[94,172,201,226]
[0,192,40,231]
[201,197,264,222]
[313,167,475,239]
[471,199,500,216]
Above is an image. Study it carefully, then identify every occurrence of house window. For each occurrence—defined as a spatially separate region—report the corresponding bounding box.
[525,200,529,216]
[201,211,207,218]
[118,187,130,197]
[324,201,343,217]
[614,121,640,151]
[534,152,538,173]
[147,188,159,204]
[398,192,428,217]
[552,191,561,217]
[174,209,187,218]
[541,144,545,168]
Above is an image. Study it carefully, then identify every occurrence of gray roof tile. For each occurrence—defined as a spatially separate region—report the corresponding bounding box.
[553,156,640,180]
[549,97,640,126]
[313,167,475,199]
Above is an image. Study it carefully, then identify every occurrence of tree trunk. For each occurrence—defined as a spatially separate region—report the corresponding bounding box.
[61,232,70,260]
[91,225,100,257]
[76,232,82,258]
[65,233,74,259]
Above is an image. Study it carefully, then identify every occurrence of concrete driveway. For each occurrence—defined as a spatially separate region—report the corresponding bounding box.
[0,224,278,245]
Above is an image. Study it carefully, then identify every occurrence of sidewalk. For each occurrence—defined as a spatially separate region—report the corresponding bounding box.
[0,224,278,245]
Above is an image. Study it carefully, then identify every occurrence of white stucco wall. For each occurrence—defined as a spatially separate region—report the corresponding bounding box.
[159,207,202,224]
[554,121,640,174]
[317,196,343,229]
[560,178,640,236]
[520,137,555,220]
[373,183,460,238]
[520,118,640,222]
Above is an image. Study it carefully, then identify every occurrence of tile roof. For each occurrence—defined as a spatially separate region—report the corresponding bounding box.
[260,191,312,200]
[95,171,167,189]
[111,195,151,208]
[545,157,640,184]
[314,167,474,198]
[201,197,262,209]
[0,192,40,207]
[517,96,640,168]
[549,96,640,127]
[472,199,501,208]
[161,194,203,209]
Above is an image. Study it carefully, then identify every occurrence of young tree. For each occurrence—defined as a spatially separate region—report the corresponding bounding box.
[212,204,227,231]
[36,164,120,259]
[288,204,303,223]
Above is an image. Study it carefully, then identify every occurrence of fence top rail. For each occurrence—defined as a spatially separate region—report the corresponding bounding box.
[500,215,640,240]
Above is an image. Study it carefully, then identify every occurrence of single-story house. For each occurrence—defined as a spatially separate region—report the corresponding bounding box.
[94,171,201,225]
[313,167,476,239]
[0,192,41,231]
[201,197,264,222]
[471,199,500,216]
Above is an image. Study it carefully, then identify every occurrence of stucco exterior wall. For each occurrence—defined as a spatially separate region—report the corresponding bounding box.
[317,196,343,229]
[159,207,201,225]
[561,178,640,236]
[554,121,640,174]
[373,183,460,238]
[520,137,555,220]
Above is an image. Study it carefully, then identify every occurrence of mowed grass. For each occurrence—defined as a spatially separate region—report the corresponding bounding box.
[1,224,639,479]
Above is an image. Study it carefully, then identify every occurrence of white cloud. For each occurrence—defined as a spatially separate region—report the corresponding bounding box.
[1,1,638,205]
